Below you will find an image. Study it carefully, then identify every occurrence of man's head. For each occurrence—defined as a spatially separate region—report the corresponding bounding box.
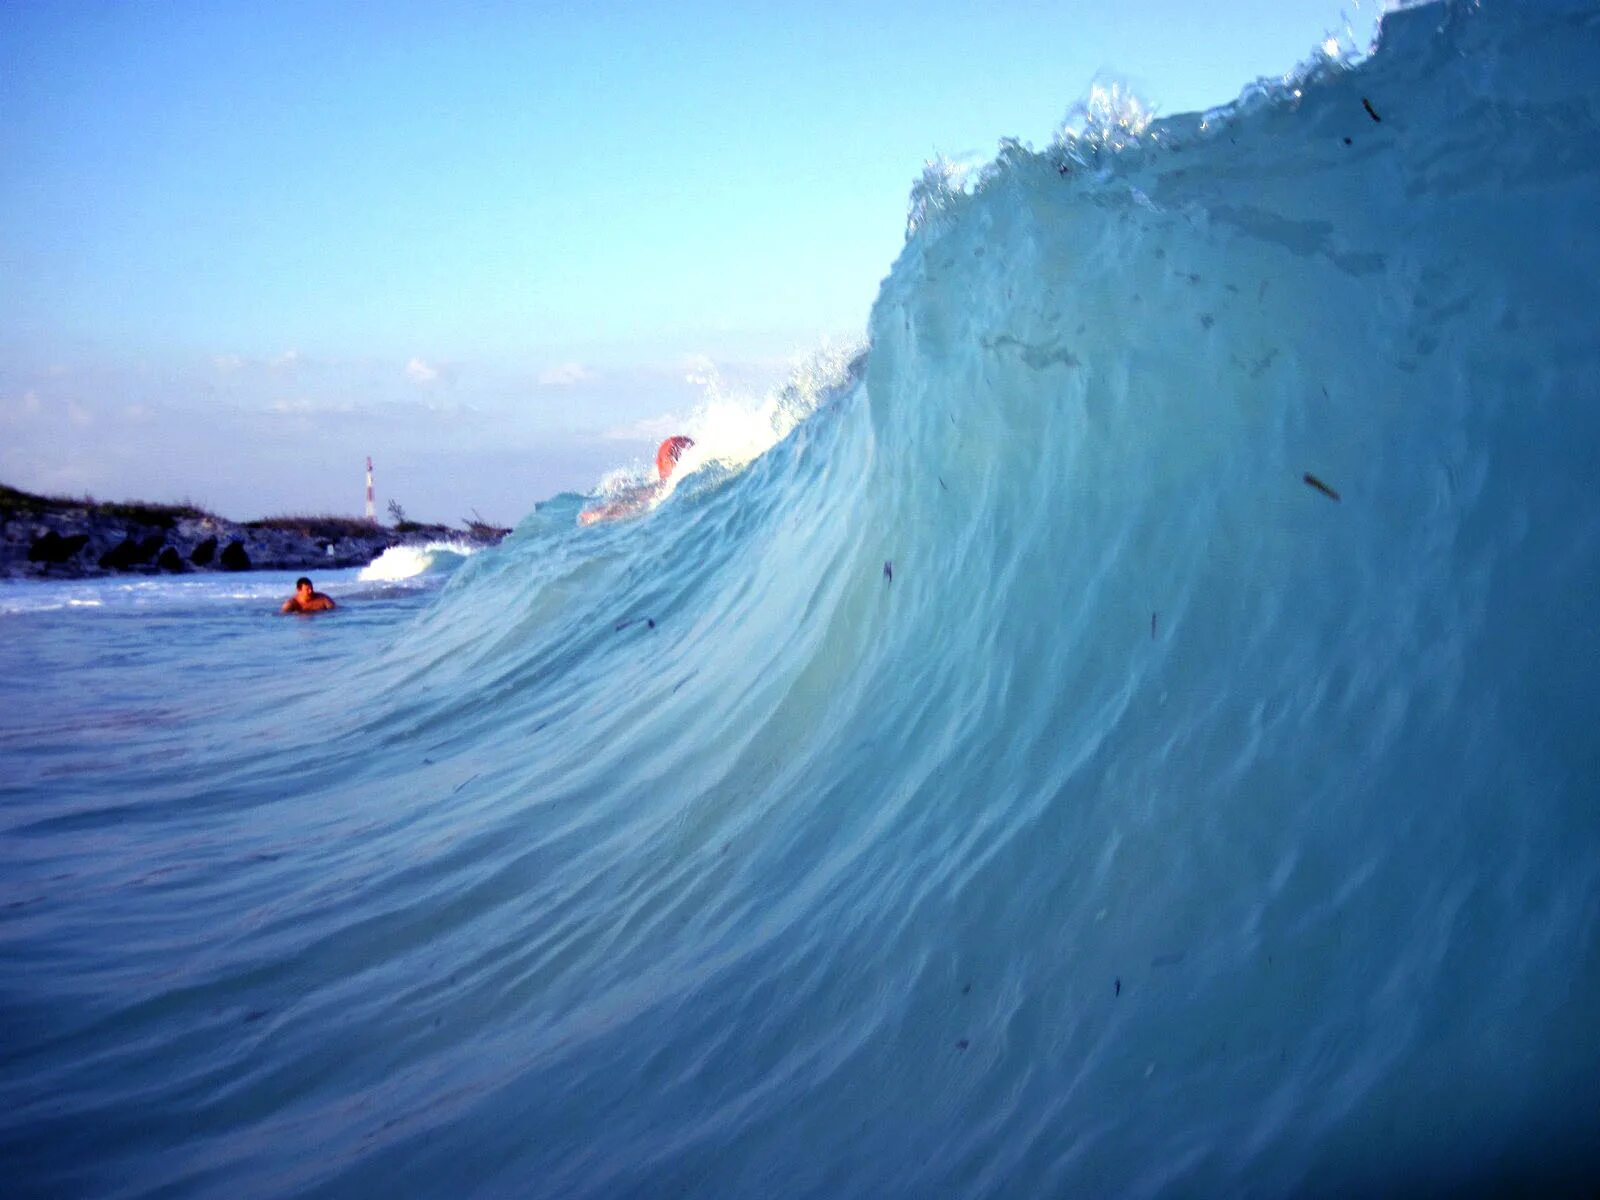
[656,435,695,481]
[295,577,314,597]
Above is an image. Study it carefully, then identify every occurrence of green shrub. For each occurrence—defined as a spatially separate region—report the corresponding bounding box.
[245,513,384,539]
[1,482,212,526]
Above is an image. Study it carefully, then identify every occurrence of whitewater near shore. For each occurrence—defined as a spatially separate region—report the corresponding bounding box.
[3,2,1599,1196]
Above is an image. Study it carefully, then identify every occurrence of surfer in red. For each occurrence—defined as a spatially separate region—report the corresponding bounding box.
[579,436,695,526]
[655,435,694,481]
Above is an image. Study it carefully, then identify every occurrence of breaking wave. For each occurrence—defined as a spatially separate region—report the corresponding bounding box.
[4,3,1598,1196]
[357,540,479,583]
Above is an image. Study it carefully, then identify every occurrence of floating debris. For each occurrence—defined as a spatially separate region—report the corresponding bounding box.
[883,561,893,583]
[1114,978,1122,997]
[956,1039,970,1051]
[1303,473,1342,502]
[1151,612,1158,640]
[1362,97,1382,123]
[452,774,480,795]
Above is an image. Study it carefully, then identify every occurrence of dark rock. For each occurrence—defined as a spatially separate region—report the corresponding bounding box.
[28,531,90,564]
[3,492,506,580]
[97,537,135,570]
[218,540,251,571]
[99,533,165,570]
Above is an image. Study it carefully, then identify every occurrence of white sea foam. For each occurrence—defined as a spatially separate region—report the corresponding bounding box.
[358,540,478,582]
[0,569,362,614]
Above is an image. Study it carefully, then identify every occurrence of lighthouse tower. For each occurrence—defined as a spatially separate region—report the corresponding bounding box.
[365,457,375,519]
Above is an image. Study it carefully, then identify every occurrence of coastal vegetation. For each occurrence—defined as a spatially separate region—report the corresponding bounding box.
[0,482,211,528]
[245,512,385,539]
[463,510,511,540]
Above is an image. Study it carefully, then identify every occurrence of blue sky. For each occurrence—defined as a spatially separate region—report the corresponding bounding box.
[1,0,1382,523]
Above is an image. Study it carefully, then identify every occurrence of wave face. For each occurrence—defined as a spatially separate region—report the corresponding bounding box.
[4,2,1599,1195]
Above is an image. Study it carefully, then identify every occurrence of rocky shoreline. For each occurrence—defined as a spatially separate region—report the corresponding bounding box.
[1,485,509,581]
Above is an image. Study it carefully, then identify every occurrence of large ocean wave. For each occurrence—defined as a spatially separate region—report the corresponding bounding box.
[3,1,1598,1194]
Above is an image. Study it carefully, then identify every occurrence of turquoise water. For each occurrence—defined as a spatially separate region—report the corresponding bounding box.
[5,2,1600,1194]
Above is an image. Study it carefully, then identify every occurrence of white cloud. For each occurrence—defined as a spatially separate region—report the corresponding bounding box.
[405,357,440,384]
[680,353,720,387]
[602,413,686,442]
[268,396,357,416]
[0,390,43,425]
[537,361,593,387]
[213,350,306,376]
[67,401,92,428]
[124,404,153,422]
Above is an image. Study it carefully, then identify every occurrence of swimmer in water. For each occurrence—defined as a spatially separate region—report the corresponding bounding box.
[579,435,695,526]
[280,576,336,614]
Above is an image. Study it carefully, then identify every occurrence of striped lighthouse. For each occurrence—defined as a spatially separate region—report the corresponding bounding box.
[365,457,375,519]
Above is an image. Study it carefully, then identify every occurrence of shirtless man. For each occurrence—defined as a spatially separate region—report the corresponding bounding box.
[579,435,695,526]
[280,576,336,614]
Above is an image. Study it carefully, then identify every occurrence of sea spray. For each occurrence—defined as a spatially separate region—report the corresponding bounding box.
[588,342,866,504]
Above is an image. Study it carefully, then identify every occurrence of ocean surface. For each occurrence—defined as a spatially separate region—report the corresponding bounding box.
[4,1,1599,1194]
